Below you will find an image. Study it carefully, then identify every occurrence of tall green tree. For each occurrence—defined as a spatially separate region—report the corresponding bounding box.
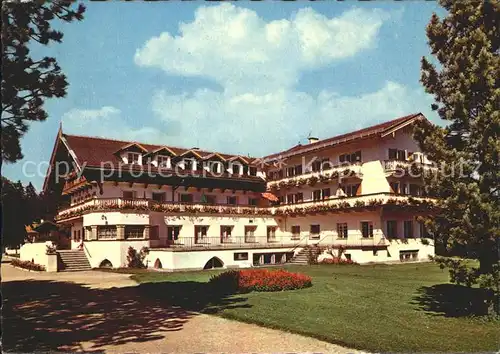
[415,0,499,312]
[1,0,85,162]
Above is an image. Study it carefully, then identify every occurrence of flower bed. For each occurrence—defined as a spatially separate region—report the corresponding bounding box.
[11,258,46,271]
[209,269,312,293]
[320,257,359,265]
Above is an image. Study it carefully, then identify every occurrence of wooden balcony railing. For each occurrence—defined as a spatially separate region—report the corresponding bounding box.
[55,193,436,221]
[267,162,363,187]
[150,234,390,250]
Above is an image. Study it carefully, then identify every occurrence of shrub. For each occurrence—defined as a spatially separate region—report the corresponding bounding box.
[11,258,45,271]
[126,246,150,268]
[209,269,312,293]
[320,257,359,265]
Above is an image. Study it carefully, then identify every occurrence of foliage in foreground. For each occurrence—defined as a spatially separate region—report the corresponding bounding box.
[432,256,500,316]
[11,258,45,272]
[2,0,85,162]
[126,246,149,268]
[320,257,359,265]
[415,0,500,314]
[209,269,312,293]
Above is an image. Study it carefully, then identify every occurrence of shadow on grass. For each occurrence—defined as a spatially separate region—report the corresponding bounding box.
[2,279,249,352]
[412,283,490,317]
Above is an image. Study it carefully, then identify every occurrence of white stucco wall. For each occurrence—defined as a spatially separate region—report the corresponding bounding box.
[20,242,49,268]
[83,239,151,268]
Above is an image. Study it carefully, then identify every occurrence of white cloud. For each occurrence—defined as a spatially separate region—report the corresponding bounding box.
[62,5,436,158]
[62,106,170,143]
[150,81,436,157]
[134,4,389,93]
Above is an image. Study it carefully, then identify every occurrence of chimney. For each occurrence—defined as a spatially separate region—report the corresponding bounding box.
[308,136,319,144]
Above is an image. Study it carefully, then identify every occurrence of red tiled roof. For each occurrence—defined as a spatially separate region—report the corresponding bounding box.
[62,134,258,167]
[264,113,424,160]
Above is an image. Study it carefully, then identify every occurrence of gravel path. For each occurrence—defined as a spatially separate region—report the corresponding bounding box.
[2,264,362,353]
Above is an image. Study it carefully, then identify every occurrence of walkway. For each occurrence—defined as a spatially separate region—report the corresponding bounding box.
[2,264,362,353]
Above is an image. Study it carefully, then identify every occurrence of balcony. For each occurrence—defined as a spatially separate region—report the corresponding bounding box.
[152,236,297,250]
[56,197,272,221]
[267,163,363,190]
[150,234,390,250]
[274,193,435,216]
[383,160,435,177]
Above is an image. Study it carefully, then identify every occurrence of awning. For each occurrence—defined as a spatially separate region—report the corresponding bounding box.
[261,192,279,202]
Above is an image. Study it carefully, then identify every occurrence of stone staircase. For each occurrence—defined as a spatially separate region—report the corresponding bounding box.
[288,245,324,265]
[57,250,91,271]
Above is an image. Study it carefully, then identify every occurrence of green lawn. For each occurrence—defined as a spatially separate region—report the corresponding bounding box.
[130,263,499,352]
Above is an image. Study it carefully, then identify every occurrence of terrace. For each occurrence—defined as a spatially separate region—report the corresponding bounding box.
[55,193,435,221]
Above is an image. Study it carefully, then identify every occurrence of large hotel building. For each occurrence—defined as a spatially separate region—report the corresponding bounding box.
[26,113,436,271]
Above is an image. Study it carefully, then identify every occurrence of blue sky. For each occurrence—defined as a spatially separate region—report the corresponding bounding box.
[3,1,444,190]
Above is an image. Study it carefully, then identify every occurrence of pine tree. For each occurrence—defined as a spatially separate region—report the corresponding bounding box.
[1,0,85,162]
[415,0,499,313]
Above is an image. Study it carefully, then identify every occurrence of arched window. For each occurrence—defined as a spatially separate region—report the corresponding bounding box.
[154,258,162,269]
[203,257,224,269]
[99,259,113,268]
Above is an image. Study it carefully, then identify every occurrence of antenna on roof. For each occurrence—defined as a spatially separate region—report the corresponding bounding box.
[306,130,319,144]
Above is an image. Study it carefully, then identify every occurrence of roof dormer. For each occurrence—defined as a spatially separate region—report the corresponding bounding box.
[115,143,148,165]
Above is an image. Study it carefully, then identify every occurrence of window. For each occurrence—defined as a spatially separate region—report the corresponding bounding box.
[202,194,216,205]
[287,166,295,177]
[234,252,248,261]
[97,226,117,239]
[248,197,258,206]
[76,230,80,242]
[404,220,414,238]
[336,223,348,239]
[157,155,169,168]
[409,184,421,196]
[150,225,159,240]
[267,226,277,242]
[386,220,397,239]
[122,190,136,199]
[221,226,233,241]
[184,158,195,170]
[125,225,144,239]
[401,183,409,195]
[311,160,322,172]
[294,164,303,175]
[245,226,257,242]
[339,151,361,163]
[249,167,257,176]
[419,221,429,238]
[295,192,303,203]
[277,170,284,179]
[194,225,209,243]
[321,158,331,170]
[389,182,400,194]
[127,152,140,164]
[313,190,322,201]
[227,196,238,205]
[361,221,374,238]
[180,194,193,203]
[389,149,407,161]
[310,224,320,237]
[291,225,301,239]
[287,193,295,204]
[209,161,223,174]
[341,184,360,197]
[322,188,330,200]
[232,163,241,175]
[279,195,285,204]
[400,250,418,262]
[152,192,166,203]
[167,226,181,241]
